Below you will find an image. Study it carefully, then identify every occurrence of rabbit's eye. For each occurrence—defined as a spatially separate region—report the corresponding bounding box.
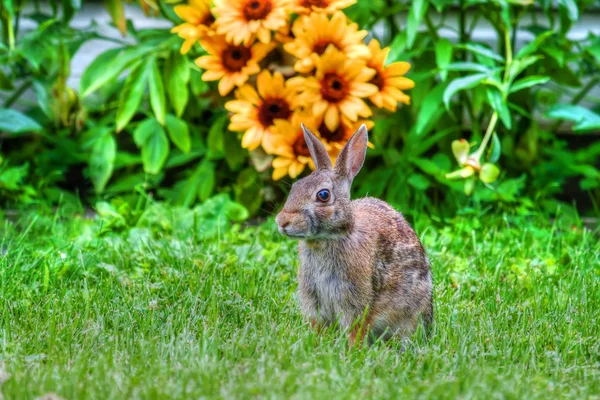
[316,189,330,202]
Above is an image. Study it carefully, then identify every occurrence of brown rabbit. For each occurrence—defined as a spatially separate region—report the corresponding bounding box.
[275,124,433,346]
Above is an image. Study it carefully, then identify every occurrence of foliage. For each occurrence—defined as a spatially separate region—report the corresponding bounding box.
[0,0,599,218]
[0,209,599,398]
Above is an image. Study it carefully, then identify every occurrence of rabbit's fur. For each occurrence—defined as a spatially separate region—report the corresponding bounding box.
[275,124,433,345]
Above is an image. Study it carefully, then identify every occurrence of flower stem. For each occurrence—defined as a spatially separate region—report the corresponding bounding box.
[473,112,498,161]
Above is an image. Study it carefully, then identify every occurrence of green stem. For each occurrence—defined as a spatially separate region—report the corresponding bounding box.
[7,14,15,51]
[3,79,32,108]
[474,112,498,161]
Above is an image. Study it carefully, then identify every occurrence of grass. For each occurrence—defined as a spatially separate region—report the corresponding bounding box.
[1,205,599,399]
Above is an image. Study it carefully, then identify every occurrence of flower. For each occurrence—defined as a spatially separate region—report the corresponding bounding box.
[171,0,216,54]
[293,0,356,15]
[289,46,377,131]
[267,116,322,180]
[366,39,414,111]
[317,118,374,151]
[213,0,292,46]
[284,11,369,73]
[195,35,273,96]
[225,70,298,150]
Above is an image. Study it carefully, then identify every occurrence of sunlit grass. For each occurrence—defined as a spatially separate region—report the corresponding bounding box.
[1,209,599,399]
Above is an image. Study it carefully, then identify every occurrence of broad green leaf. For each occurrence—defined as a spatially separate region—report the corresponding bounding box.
[412,84,446,137]
[509,76,550,93]
[89,133,116,193]
[487,133,501,163]
[0,70,14,90]
[443,73,488,109]
[486,88,511,129]
[165,114,191,153]
[197,159,216,201]
[507,55,543,83]
[408,173,430,191]
[546,104,600,132]
[165,52,190,117]
[148,57,166,125]
[386,32,408,64]
[116,64,148,132]
[516,31,554,59]
[460,43,505,63]
[435,39,453,81]
[406,0,429,48]
[0,164,29,190]
[451,139,470,165]
[558,0,578,21]
[207,114,228,159]
[133,118,160,147]
[444,62,492,73]
[0,109,42,134]
[480,163,500,183]
[103,0,126,35]
[81,46,154,97]
[223,132,247,171]
[142,125,170,174]
[584,37,600,63]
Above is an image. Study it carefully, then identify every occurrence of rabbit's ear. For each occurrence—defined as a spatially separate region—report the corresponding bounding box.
[335,124,368,182]
[302,123,332,171]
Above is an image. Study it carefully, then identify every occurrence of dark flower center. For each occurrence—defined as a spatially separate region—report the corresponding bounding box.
[301,0,328,8]
[312,41,338,56]
[318,123,346,142]
[320,73,347,103]
[221,45,252,72]
[200,12,215,26]
[293,132,312,158]
[370,70,385,90]
[243,0,273,21]
[257,98,292,127]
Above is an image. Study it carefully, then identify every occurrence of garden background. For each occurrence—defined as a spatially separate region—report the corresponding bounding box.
[1,0,599,399]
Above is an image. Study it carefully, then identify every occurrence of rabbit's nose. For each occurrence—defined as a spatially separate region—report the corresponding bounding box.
[275,213,290,229]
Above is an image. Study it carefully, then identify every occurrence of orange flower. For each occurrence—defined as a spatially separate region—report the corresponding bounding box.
[195,35,273,96]
[288,46,377,131]
[225,70,298,150]
[170,0,215,54]
[293,0,356,14]
[284,11,369,73]
[213,0,293,46]
[267,115,322,180]
[366,39,414,111]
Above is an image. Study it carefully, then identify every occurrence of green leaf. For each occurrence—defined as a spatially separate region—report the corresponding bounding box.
[444,62,492,73]
[81,46,154,97]
[207,114,228,159]
[507,55,543,83]
[103,0,126,35]
[515,31,554,59]
[0,70,14,90]
[133,118,160,147]
[116,64,148,132]
[451,139,470,165]
[509,76,550,93]
[464,178,475,195]
[413,84,446,137]
[486,88,511,129]
[408,173,430,191]
[197,159,216,201]
[443,73,488,109]
[141,125,170,174]
[460,43,505,63]
[165,114,191,153]
[435,39,453,81]
[223,132,247,171]
[0,109,42,134]
[558,0,578,21]
[406,0,428,48]
[148,57,166,125]
[586,37,600,63]
[487,133,501,163]
[386,32,407,64]
[480,163,500,183]
[546,105,600,132]
[164,52,190,117]
[89,132,116,193]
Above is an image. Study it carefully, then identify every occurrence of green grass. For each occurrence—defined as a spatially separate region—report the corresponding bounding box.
[1,207,599,399]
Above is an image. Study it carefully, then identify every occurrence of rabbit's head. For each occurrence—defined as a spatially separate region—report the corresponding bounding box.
[275,123,368,239]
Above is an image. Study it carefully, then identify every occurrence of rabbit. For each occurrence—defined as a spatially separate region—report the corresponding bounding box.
[275,124,433,346]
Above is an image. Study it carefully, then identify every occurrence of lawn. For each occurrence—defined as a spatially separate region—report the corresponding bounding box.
[1,207,599,399]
